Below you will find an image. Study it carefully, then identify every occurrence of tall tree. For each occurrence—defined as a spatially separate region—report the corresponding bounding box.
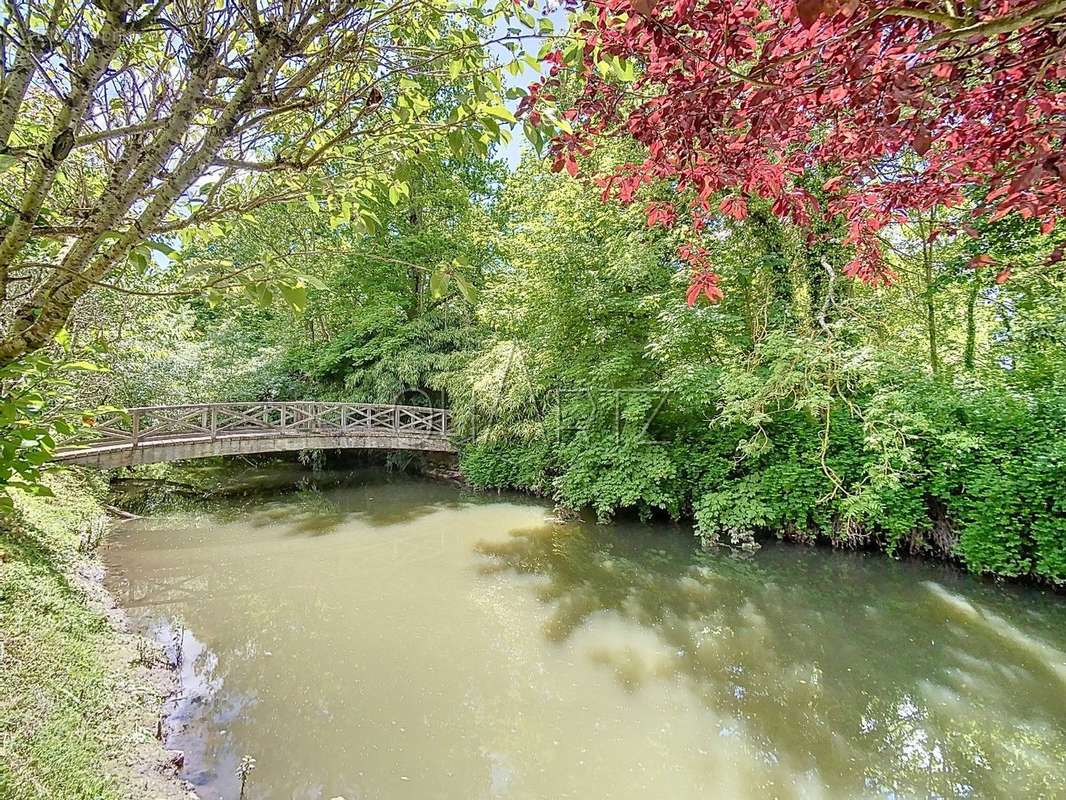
[0,0,523,366]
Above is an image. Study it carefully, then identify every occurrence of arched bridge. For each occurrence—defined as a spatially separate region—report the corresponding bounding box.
[54,402,455,468]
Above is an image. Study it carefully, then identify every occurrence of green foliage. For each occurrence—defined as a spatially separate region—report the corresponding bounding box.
[932,385,1066,580]
[295,309,478,404]
[84,145,500,408]
[0,337,106,513]
[554,431,684,522]
[446,153,1066,583]
[30,96,1064,586]
[459,440,555,494]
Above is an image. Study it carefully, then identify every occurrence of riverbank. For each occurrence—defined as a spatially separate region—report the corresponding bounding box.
[0,470,195,800]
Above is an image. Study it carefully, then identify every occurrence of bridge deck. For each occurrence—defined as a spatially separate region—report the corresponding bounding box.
[54,402,455,467]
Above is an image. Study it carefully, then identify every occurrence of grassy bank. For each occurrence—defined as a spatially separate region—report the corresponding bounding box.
[0,471,186,800]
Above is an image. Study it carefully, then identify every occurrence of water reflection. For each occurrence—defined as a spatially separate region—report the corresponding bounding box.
[103,471,1066,800]
[478,523,1066,798]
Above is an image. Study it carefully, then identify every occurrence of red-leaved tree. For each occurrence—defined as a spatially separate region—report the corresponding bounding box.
[527,0,1065,300]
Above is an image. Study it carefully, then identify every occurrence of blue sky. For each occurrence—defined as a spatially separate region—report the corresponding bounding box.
[491,4,571,169]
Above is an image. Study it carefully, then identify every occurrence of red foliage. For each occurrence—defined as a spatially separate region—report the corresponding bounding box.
[646,201,677,226]
[719,194,749,220]
[680,244,725,304]
[536,0,1065,291]
[843,239,897,286]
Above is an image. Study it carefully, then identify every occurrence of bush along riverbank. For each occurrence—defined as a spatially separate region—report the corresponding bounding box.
[456,377,1066,586]
[0,469,194,800]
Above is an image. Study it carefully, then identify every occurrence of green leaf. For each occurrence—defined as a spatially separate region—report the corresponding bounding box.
[454,274,477,303]
[483,105,516,124]
[447,130,465,157]
[143,239,177,258]
[0,154,18,174]
[429,269,450,299]
[611,57,636,82]
[278,283,308,312]
[360,208,382,235]
[129,249,149,272]
[298,273,328,290]
[59,361,107,372]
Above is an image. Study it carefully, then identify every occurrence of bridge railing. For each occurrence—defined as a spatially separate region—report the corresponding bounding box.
[71,402,451,449]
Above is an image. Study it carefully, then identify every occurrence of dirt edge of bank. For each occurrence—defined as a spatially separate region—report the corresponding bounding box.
[72,519,200,800]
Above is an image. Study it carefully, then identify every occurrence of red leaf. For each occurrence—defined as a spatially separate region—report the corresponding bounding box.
[1041,216,1056,235]
[827,85,847,103]
[719,194,749,220]
[969,254,994,269]
[913,126,932,156]
[932,62,954,79]
[796,0,823,28]
[646,202,676,228]
[565,158,579,178]
[554,0,1065,282]
[686,283,702,306]
[703,284,724,303]
[822,175,846,192]
[995,268,1012,285]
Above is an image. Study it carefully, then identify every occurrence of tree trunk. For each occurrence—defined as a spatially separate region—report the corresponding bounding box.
[922,230,941,377]
[963,275,979,371]
[0,30,283,369]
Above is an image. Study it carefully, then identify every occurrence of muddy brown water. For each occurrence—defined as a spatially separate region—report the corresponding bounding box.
[102,468,1066,799]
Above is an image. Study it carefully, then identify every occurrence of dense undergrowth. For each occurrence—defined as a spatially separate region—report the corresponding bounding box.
[459,379,1066,582]
[449,161,1066,584]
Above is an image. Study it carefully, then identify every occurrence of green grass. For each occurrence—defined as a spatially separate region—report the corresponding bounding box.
[0,470,126,800]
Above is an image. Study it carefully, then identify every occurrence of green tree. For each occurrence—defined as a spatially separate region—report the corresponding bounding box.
[0,0,527,367]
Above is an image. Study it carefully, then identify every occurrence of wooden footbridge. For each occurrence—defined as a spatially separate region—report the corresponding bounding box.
[53,403,455,467]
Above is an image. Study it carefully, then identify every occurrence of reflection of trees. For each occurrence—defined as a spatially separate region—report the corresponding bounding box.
[125,463,488,531]
[104,473,544,800]
[477,523,1066,799]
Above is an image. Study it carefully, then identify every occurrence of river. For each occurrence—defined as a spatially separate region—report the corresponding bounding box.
[102,467,1066,799]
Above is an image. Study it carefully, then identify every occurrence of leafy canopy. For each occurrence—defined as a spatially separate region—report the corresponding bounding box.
[524,0,1065,296]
